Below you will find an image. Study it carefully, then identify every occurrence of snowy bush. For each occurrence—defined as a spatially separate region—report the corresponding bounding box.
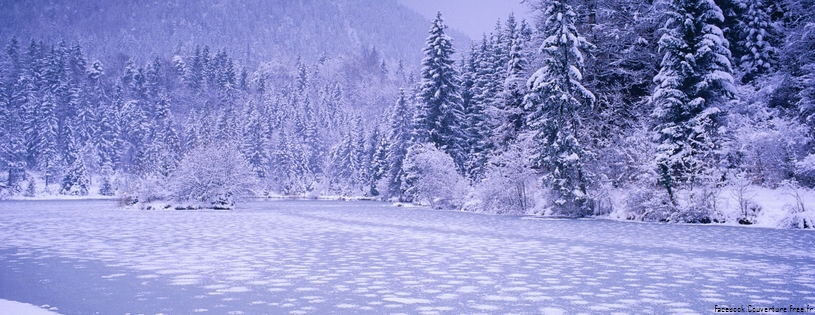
[603,128,674,221]
[729,173,761,224]
[470,143,537,214]
[171,144,257,209]
[777,180,814,229]
[617,154,721,223]
[623,186,674,222]
[673,187,720,223]
[728,101,810,188]
[401,144,468,209]
[135,174,172,204]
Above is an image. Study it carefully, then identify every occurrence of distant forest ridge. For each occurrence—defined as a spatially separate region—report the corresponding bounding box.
[0,0,471,68]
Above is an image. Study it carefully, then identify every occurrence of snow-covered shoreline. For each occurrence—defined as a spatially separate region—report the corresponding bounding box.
[3,186,813,231]
[0,299,62,315]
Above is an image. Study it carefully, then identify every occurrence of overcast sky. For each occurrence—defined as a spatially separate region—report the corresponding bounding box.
[397,0,535,40]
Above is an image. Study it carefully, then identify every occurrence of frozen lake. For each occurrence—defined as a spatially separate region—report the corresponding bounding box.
[1,200,814,314]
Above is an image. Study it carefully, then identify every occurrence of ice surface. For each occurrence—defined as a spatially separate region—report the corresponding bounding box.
[0,200,814,314]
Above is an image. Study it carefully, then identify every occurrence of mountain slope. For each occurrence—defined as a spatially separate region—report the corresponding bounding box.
[0,0,470,66]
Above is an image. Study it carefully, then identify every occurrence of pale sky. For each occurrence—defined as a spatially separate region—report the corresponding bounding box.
[397,0,534,40]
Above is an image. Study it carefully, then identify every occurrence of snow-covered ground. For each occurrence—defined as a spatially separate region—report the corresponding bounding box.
[0,299,62,315]
[605,185,815,228]
[1,200,814,314]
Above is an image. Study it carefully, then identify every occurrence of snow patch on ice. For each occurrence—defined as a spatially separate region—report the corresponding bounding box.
[382,297,431,304]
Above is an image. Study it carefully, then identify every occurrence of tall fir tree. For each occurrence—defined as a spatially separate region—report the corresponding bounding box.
[651,0,735,201]
[525,0,596,215]
[414,12,467,171]
[463,36,496,180]
[498,14,531,147]
[2,38,29,194]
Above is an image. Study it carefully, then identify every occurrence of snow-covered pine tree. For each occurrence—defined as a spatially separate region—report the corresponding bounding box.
[781,1,815,137]
[271,128,296,194]
[572,0,659,147]
[97,160,115,196]
[734,0,780,83]
[34,94,60,188]
[384,89,413,200]
[96,96,120,196]
[364,125,386,196]
[60,121,89,195]
[145,57,165,101]
[186,45,203,92]
[459,44,479,122]
[216,102,241,143]
[332,115,370,195]
[122,98,150,175]
[1,38,29,195]
[351,117,368,194]
[651,0,735,202]
[149,95,180,177]
[183,107,201,151]
[243,103,271,179]
[498,13,531,147]
[297,95,324,175]
[462,36,495,180]
[414,12,467,171]
[200,46,214,90]
[525,0,596,215]
[490,19,509,99]
[85,60,106,139]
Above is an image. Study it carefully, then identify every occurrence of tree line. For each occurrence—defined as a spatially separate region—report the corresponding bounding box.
[1,0,814,224]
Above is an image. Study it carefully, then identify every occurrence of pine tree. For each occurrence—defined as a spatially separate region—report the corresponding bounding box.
[350,117,368,194]
[271,129,296,193]
[363,125,385,196]
[36,94,60,187]
[414,12,467,170]
[571,0,659,148]
[499,14,531,146]
[60,121,89,195]
[183,107,201,151]
[186,45,203,92]
[489,19,509,100]
[149,95,180,177]
[2,38,29,194]
[525,0,596,215]
[459,44,479,123]
[297,95,324,175]
[385,89,413,200]
[651,0,735,201]
[368,124,388,197]
[461,36,496,180]
[97,87,122,170]
[328,116,367,195]
[243,104,271,179]
[734,0,780,82]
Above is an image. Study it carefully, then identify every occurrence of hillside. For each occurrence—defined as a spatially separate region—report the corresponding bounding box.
[0,0,470,67]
